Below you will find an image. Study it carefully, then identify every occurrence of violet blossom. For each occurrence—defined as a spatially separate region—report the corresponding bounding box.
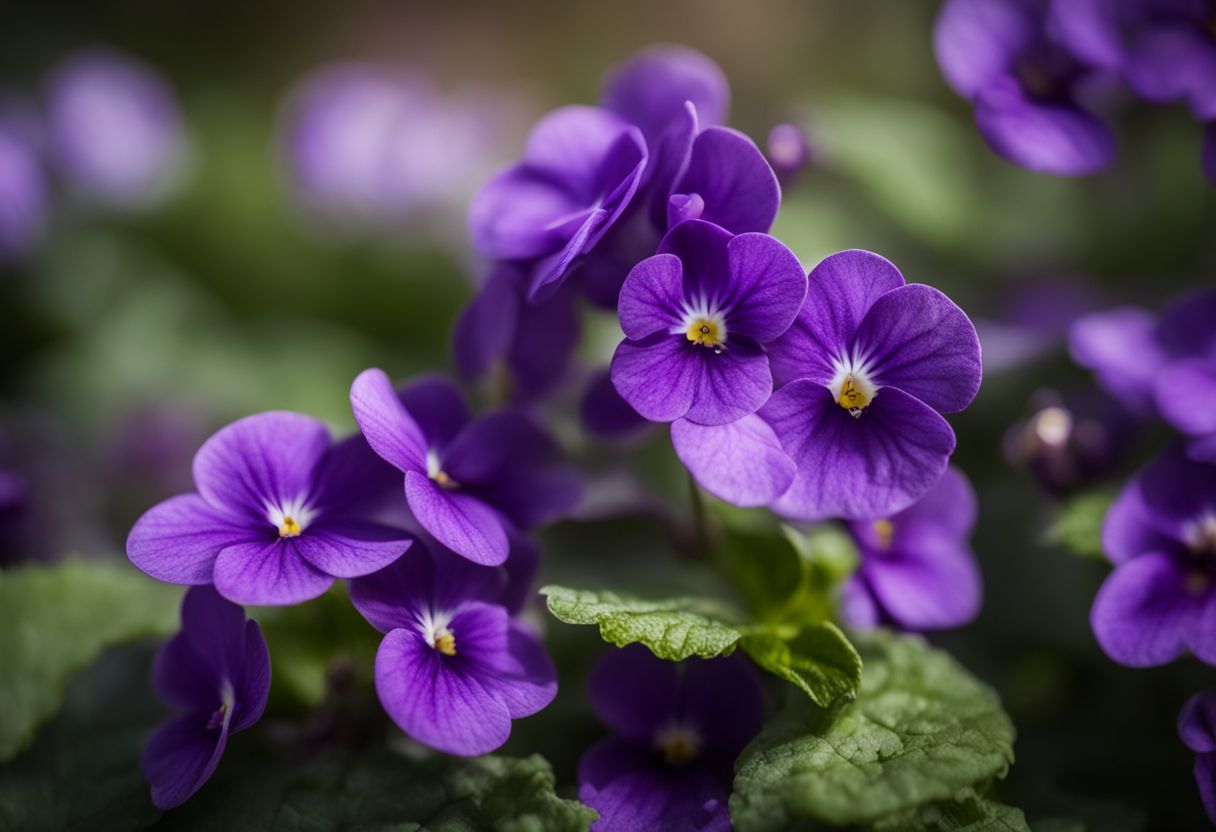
[0,109,46,265]
[840,466,982,631]
[762,249,982,521]
[127,412,413,605]
[349,542,556,756]
[1090,446,1216,666]
[142,585,270,810]
[933,0,1116,175]
[766,122,812,185]
[578,645,763,832]
[610,220,806,425]
[1179,690,1216,824]
[350,370,581,565]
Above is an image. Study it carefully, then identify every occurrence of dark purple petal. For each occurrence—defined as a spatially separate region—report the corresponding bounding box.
[1047,0,1125,70]
[675,127,780,234]
[721,233,807,344]
[1156,358,1216,437]
[142,712,228,810]
[231,620,271,733]
[1069,306,1162,416]
[853,283,982,414]
[191,412,331,522]
[667,192,705,227]
[398,374,470,453]
[765,380,956,521]
[681,654,764,754]
[1090,551,1216,667]
[581,368,651,440]
[373,626,511,756]
[350,368,429,474]
[501,529,541,615]
[683,338,773,426]
[212,538,335,605]
[521,106,634,195]
[611,335,699,423]
[477,621,559,718]
[127,494,256,585]
[973,79,1116,175]
[671,415,795,508]
[1157,287,1216,359]
[1102,475,1173,564]
[589,644,680,742]
[404,471,509,565]
[1180,691,1216,753]
[1195,752,1216,824]
[443,411,558,486]
[468,166,583,259]
[865,536,982,630]
[889,465,978,541]
[310,432,402,517]
[152,586,244,711]
[1124,23,1216,120]
[508,284,582,399]
[527,207,609,302]
[1190,435,1216,464]
[476,465,583,529]
[643,101,699,230]
[292,520,411,578]
[602,45,729,142]
[769,249,905,387]
[454,267,520,384]
[1134,445,1216,544]
[618,253,685,341]
[657,219,733,303]
[933,0,1037,97]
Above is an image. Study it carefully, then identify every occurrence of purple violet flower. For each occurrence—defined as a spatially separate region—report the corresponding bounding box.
[840,466,982,631]
[142,585,270,810]
[1179,690,1216,824]
[127,413,413,605]
[45,48,188,209]
[601,45,730,145]
[763,249,982,521]
[349,542,556,756]
[610,220,806,426]
[1070,288,1216,460]
[0,109,46,266]
[350,370,581,565]
[468,105,648,302]
[766,122,812,185]
[1090,446,1216,666]
[671,413,796,509]
[933,0,1116,175]
[578,645,763,832]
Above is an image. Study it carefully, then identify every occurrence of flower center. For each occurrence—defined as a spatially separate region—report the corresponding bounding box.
[1031,406,1072,448]
[686,317,725,348]
[422,611,457,656]
[654,724,702,766]
[433,627,457,656]
[1186,514,1216,556]
[829,352,879,418]
[873,519,895,549]
[426,449,459,490]
[207,681,235,731]
[268,498,314,538]
[676,297,728,353]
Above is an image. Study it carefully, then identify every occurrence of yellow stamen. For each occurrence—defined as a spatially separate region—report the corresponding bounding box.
[685,317,724,348]
[837,375,870,415]
[434,632,457,656]
[432,469,457,490]
[873,519,894,549]
[278,515,302,538]
[655,726,700,766]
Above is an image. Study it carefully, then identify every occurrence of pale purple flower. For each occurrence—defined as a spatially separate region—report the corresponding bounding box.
[933,0,1116,175]
[840,466,982,631]
[350,370,581,566]
[578,645,763,832]
[1090,446,1216,666]
[763,249,982,521]
[766,122,811,184]
[349,543,556,756]
[142,586,270,809]
[0,109,46,265]
[610,220,806,426]
[46,48,188,209]
[1179,690,1216,824]
[127,413,413,605]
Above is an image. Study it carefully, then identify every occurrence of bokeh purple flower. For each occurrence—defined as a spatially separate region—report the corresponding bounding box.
[581,368,650,441]
[45,48,188,209]
[142,585,270,810]
[0,109,46,265]
[127,413,413,605]
[763,249,982,521]
[578,645,763,832]
[350,370,581,565]
[766,122,811,185]
[610,220,806,425]
[1179,690,1216,824]
[349,542,556,756]
[840,466,982,631]
[933,0,1116,175]
[1090,446,1216,667]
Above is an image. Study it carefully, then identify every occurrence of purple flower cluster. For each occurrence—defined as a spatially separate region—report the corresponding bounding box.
[934,0,1216,181]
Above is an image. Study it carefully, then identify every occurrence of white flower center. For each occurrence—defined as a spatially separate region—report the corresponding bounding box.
[426,448,458,490]
[267,497,315,538]
[1186,514,1216,555]
[420,610,457,656]
[828,350,879,417]
[674,295,728,352]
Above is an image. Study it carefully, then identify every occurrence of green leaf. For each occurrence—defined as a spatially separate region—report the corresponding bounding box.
[731,632,1017,831]
[0,560,182,762]
[870,793,1030,832]
[784,524,860,585]
[741,622,862,709]
[540,585,746,660]
[1045,491,1116,560]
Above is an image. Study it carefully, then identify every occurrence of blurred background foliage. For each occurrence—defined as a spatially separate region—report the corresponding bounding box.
[2,0,1215,829]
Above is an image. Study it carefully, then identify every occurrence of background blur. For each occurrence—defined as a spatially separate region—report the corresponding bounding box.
[3,1,1215,828]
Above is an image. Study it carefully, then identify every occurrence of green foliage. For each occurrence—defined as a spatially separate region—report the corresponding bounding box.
[730,632,1017,831]
[540,585,745,660]
[1045,491,1116,560]
[741,623,862,709]
[0,560,181,762]
[870,793,1030,832]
